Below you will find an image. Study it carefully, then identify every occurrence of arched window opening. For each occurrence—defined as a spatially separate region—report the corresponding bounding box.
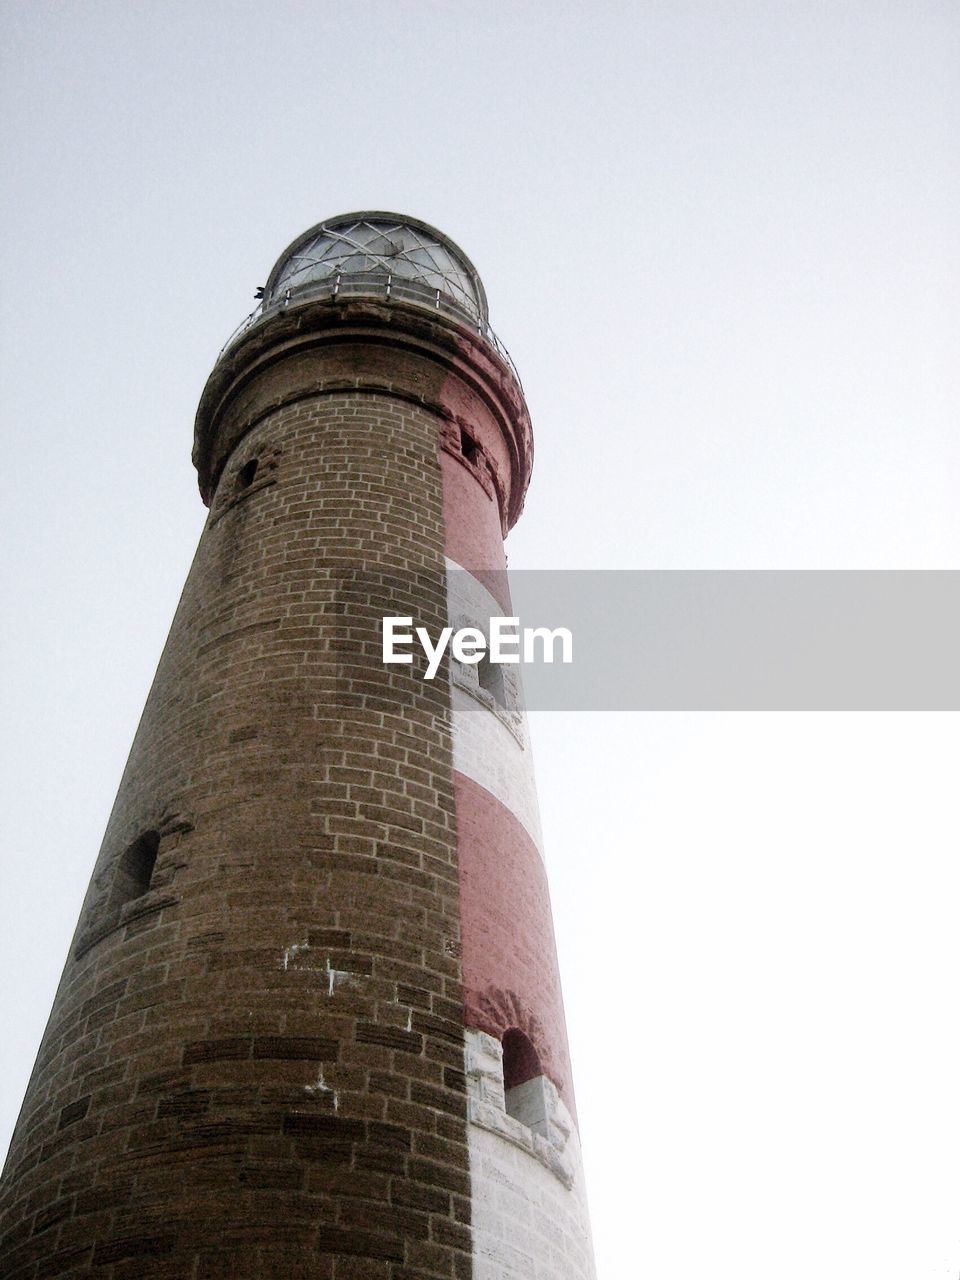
[112,830,160,907]
[502,1028,541,1093]
[238,457,259,488]
[502,1029,554,1136]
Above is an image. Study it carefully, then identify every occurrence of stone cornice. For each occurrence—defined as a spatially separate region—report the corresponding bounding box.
[194,297,534,531]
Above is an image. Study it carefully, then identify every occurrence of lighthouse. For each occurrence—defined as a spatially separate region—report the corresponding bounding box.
[0,213,596,1278]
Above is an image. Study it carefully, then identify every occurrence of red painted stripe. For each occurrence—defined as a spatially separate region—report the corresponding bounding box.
[454,770,577,1125]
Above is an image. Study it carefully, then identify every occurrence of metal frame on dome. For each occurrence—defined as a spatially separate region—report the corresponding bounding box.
[264,212,489,326]
[215,213,521,388]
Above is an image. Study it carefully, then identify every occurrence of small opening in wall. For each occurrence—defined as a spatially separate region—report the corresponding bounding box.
[113,830,160,906]
[238,458,259,488]
[460,428,479,464]
[478,651,507,709]
[501,1028,541,1091]
[502,1029,550,1132]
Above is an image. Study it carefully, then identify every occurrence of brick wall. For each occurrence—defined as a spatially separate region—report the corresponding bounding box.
[464,1030,594,1280]
[0,311,476,1277]
[0,286,595,1280]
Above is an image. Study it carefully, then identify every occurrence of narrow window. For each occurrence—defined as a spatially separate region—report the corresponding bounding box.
[502,1028,541,1093]
[460,428,479,465]
[238,457,259,488]
[502,1029,551,1134]
[113,830,160,906]
[478,651,507,709]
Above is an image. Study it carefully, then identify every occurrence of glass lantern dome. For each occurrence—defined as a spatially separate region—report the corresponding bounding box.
[217,212,520,385]
[263,212,489,329]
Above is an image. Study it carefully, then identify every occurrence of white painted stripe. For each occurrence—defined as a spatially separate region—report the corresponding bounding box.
[445,558,545,856]
[465,1029,596,1280]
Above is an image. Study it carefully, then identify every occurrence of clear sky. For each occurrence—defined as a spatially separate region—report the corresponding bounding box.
[1,3,958,1277]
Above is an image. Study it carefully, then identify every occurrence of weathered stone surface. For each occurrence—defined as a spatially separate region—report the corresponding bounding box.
[0,301,494,1277]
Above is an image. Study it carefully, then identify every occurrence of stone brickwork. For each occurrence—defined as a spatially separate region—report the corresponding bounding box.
[442,361,596,1277]
[446,560,544,855]
[449,685,543,855]
[463,1031,593,1280]
[1,215,596,1280]
[455,773,576,1120]
[0,311,476,1277]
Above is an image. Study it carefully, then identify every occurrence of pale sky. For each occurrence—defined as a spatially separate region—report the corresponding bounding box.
[2,4,959,1277]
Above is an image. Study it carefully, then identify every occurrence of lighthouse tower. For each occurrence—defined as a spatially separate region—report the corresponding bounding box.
[0,214,596,1279]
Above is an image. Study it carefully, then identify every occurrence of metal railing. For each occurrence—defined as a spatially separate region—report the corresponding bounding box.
[216,274,522,389]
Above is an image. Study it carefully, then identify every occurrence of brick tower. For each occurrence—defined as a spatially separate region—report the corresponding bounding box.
[0,213,596,1279]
